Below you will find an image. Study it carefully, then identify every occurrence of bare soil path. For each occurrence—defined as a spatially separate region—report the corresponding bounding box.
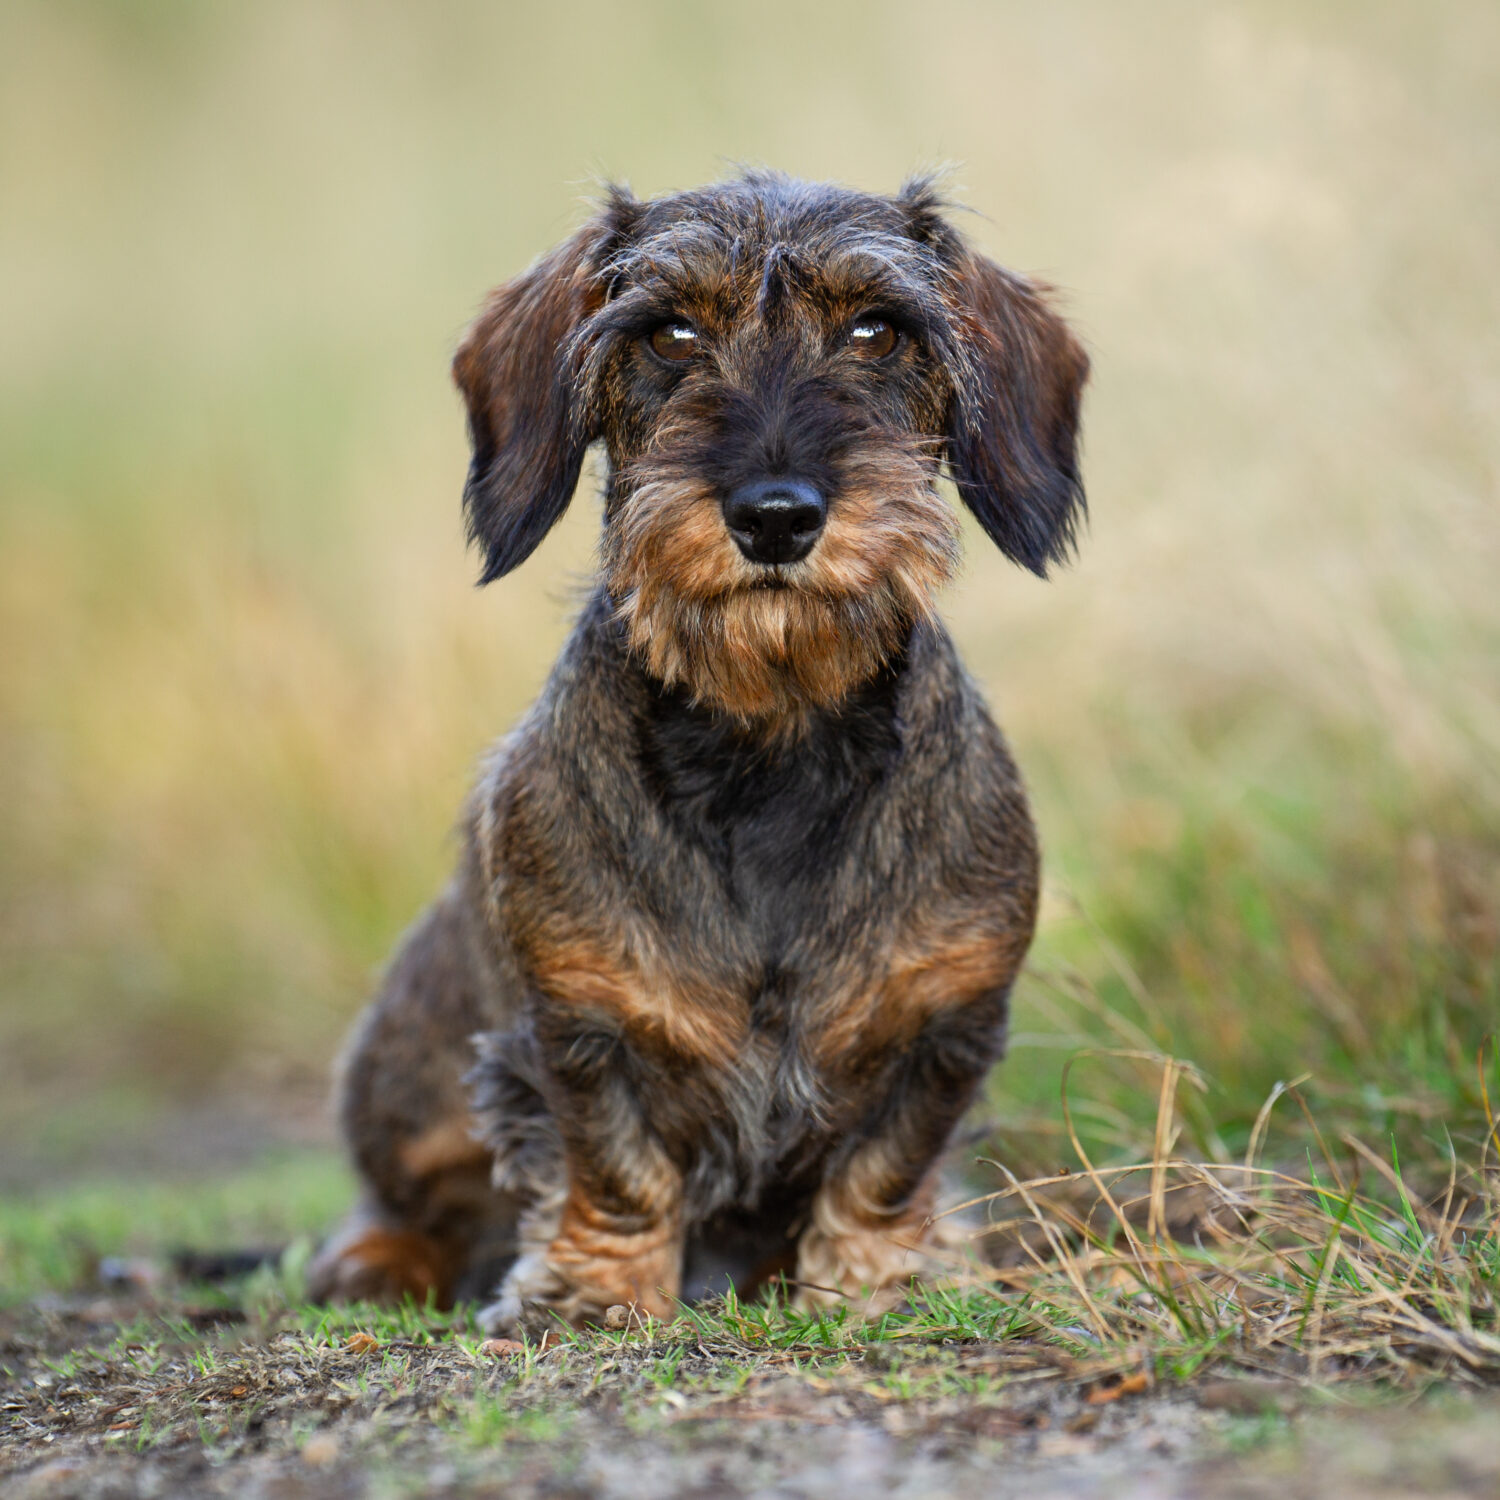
[5,1295,1497,1499]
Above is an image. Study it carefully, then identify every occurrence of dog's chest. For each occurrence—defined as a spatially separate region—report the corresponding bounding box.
[639,676,903,956]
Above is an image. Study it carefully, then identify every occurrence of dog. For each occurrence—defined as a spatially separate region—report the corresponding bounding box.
[306,171,1088,1335]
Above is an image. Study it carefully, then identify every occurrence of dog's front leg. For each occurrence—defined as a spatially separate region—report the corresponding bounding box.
[481,1020,684,1337]
[796,999,1006,1313]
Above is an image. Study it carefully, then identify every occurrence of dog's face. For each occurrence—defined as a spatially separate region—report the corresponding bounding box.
[453,173,1088,723]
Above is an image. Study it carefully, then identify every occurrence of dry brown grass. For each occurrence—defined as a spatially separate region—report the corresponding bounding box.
[946,1049,1500,1389]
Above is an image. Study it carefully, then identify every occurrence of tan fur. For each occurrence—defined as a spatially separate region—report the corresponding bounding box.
[485,1157,684,1332]
[523,929,749,1072]
[546,1184,683,1317]
[815,918,1033,1070]
[397,1119,491,1180]
[310,1222,455,1307]
[794,1162,940,1312]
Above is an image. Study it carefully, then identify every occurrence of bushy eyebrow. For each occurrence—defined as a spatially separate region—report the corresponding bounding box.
[577,223,960,364]
[597,224,735,302]
[579,285,740,370]
[814,233,940,298]
[583,229,739,347]
[810,251,952,344]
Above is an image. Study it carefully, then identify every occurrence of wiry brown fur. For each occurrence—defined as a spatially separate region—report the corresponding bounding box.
[307,171,1088,1333]
[604,419,959,725]
[585,200,970,729]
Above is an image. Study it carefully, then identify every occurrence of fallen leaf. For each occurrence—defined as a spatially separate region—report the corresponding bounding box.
[479,1337,524,1357]
[1085,1370,1149,1405]
[343,1332,381,1355]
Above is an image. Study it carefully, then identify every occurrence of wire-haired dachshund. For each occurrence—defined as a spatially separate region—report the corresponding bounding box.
[307,170,1089,1335]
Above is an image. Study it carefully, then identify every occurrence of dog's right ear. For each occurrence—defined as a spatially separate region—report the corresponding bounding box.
[453,198,633,583]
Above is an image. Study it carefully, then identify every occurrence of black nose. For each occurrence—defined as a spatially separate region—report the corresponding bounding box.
[722,479,827,566]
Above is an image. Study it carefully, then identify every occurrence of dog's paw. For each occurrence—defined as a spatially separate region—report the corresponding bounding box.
[479,1246,677,1337]
[792,1217,923,1316]
[477,1251,572,1338]
[306,1219,451,1307]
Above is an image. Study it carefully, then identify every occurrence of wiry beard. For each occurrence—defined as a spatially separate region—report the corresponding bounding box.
[602,442,961,728]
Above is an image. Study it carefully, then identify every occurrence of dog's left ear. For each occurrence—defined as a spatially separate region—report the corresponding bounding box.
[942,254,1090,577]
[453,200,630,583]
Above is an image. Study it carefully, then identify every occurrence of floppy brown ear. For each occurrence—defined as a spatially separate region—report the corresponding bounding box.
[944,254,1089,576]
[453,212,621,583]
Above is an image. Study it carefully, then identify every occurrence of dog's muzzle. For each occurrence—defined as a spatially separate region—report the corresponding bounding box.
[722,479,826,566]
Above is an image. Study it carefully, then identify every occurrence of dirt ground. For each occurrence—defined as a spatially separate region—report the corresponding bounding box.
[5,1294,1498,1500]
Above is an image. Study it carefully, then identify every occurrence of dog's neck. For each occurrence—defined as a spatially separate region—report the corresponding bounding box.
[639,635,912,765]
[596,582,931,742]
[588,581,923,745]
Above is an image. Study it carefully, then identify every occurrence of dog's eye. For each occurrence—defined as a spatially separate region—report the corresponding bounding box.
[847,318,898,360]
[648,323,699,363]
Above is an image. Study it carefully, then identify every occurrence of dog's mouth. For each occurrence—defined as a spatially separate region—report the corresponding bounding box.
[747,572,790,591]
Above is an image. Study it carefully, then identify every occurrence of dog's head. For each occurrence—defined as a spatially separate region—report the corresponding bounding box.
[453,172,1088,723]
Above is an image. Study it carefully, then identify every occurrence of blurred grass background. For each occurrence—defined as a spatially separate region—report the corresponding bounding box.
[1,0,1497,1192]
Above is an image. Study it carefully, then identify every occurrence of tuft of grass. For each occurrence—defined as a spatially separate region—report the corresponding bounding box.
[947,1049,1500,1390]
